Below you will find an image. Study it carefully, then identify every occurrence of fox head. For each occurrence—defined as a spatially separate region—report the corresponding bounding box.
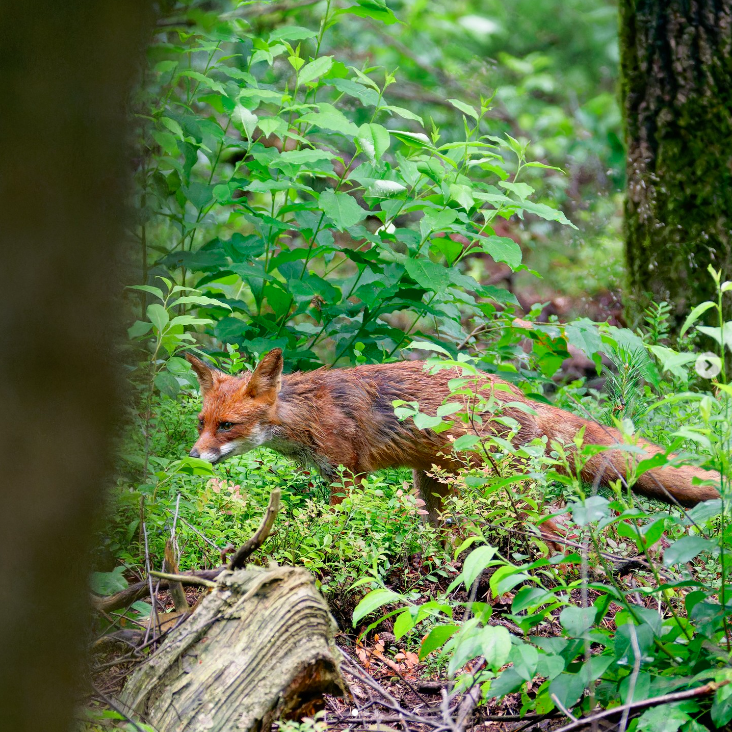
[185,349,284,464]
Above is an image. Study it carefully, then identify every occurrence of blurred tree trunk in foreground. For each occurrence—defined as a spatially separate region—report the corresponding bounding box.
[619,0,732,328]
[0,2,150,730]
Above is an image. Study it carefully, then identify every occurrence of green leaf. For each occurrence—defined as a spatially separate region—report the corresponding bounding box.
[233,105,258,138]
[549,671,586,711]
[297,103,359,136]
[536,652,565,680]
[448,98,479,120]
[278,148,335,165]
[697,322,732,349]
[166,356,190,376]
[168,315,213,328]
[128,320,153,339]
[499,180,534,200]
[131,600,152,617]
[419,624,458,659]
[405,258,449,293]
[559,606,596,637]
[481,236,522,269]
[177,70,226,94]
[412,412,444,430]
[511,643,539,681]
[330,78,381,106]
[336,0,399,25]
[449,183,475,210]
[175,456,217,476]
[462,545,497,589]
[128,284,164,301]
[170,295,232,310]
[319,190,368,231]
[452,434,480,451]
[152,130,179,157]
[90,567,128,595]
[353,588,401,625]
[481,625,512,670]
[485,668,524,699]
[679,301,714,337]
[390,130,433,148]
[564,319,602,359]
[686,498,722,524]
[638,703,690,732]
[369,179,406,197]
[571,495,610,526]
[147,303,169,332]
[520,200,576,228]
[712,685,732,728]
[489,565,530,597]
[382,105,424,124]
[298,56,334,84]
[155,370,180,398]
[393,609,416,640]
[404,341,451,355]
[663,535,718,566]
[268,26,317,42]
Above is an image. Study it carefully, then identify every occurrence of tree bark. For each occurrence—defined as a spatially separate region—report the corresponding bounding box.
[0,2,151,730]
[620,0,732,327]
[119,566,346,732]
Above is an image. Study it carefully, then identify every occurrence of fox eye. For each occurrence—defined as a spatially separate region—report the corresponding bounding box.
[219,421,234,431]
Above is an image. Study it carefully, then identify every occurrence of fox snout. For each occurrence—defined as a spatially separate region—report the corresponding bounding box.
[189,444,224,463]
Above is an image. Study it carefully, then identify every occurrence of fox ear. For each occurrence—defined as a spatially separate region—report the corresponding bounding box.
[246,348,283,400]
[186,353,216,395]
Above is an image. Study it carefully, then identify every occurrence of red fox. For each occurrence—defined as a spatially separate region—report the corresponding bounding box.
[186,350,720,524]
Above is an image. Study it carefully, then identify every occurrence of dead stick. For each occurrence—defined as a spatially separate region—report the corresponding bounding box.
[149,570,217,588]
[164,540,190,612]
[553,680,731,732]
[229,488,281,569]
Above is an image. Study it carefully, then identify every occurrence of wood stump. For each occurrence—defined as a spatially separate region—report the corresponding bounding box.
[119,565,346,732]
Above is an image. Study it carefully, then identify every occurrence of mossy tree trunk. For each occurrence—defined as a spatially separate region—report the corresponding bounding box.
[620,0,732,329]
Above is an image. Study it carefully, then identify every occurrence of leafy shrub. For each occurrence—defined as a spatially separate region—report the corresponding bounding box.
[132,0,574,374]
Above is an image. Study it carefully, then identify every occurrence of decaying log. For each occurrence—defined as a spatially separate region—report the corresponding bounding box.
[119,564,346,731]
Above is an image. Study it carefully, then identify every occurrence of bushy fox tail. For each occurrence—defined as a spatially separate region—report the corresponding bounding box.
[536,405,720,508]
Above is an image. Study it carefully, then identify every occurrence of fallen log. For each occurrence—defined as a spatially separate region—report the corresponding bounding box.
[119,564,346,731]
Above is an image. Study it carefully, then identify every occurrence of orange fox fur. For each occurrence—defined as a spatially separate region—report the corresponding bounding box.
[186,350,720,524]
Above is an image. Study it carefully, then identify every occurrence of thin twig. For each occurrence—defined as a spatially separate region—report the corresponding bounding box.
[141,517,160,646]
[149,570,217,588]
[229,488,281,569]
[91,685,156,732]
[166,511,222,550]
[619,622,642,732]
[553,680,731,732]
[551,694,578,722]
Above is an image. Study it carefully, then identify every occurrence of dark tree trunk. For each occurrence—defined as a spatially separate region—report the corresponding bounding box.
[620,0,732,328]
[0,2,151,730]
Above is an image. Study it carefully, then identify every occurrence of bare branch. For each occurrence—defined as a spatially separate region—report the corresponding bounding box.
[148,570,217,588]
[229,488,281,569]
[553,680,731,732]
